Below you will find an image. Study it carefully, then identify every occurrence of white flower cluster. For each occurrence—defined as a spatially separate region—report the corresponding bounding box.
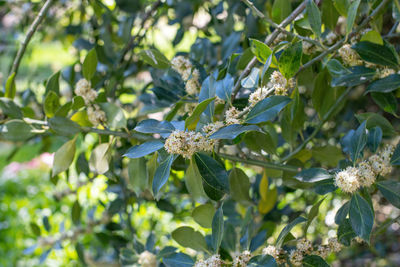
[164,130,215,159]
[232,250,251,267]
[270,71,289,96]
[248,86,272,107]
[194,254,222,267]
[325,32,338,46]
[302,41,315,55]
[335,145,395,193]
[338,44,362,66]
[378,67,396,78]
[74,79,98,104]
[225,107,241,125]
[263,237,343,266]
[171,55,200,95]
[138,250,157,267]
[202,121,224,136]
[74,79,106,126]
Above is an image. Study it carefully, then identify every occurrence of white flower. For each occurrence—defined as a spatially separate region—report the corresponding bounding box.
[339,44,362,66]
[328,237,342,253]
[315,245,330,258]
[194,254,222,267]
[232,250,251,267]
[357,161,376,187]
[334,166,360,193]
[164,130,214,159]
[302,41,315,55]
[74,79,98,104]
[87,104,106,126]
[249,86,271,106]
[185,77,200,95]
[225,107,240,125]
[296,238,312,254]
[202,121,224,136]
[171,56,200,95]
[378,68,395,78]
[138,251,157,267]
[270,71,288,95]
[289,250,303,266]
[262,245,279,258]
[369,144,394,177]
[325,31,338,45]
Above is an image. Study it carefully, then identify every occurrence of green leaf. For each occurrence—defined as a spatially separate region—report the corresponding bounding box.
[304,197,326,233]
[294,168,332,183]
[49,117,81,136]
[82,48,98,80]
[366,74,400,94]
[337,218,356,246]
[89,143,112,175]
[127,157,148,194]
[135,119,175,134]
[349,193,374,242]
[172,226,208,252]
[271,0,292,23]
[45,71,60,94]
[229,168,251,203]
[326,59,350,77]
[30,222,41,236]
[212,206,224,252]
[278,42,303,79]
[163,253,194,267]
[371,92,398,115]
[241,68,260,89]
[185,97,215,130]
[302,255,329,267]
[331,66,375,87]
[209,124,260,140]
[346,0,360,36]
[352,41,399,67]
[349,121,367,162]
[185,160,207,201]
[5,72,16,99]
[360,30,383,45]
[377,181,400,208]
[276,216,307,247]
[71,200,81,225]
[312,146,344,167]
[333,0,349,16]
[245,96,291,124]
[312,69,336,119]
[124,141,164,159]
[367,127,382,153]
[215,74,234,102]
[391,142,400,165]
[0,120,34,141]
[139,49,170,69]
[99,102,127,129]
[192,204,215,228]
[355,113,396,136]
[248,255,277,267]
[44,91,60,118]
[194,153,229,194]
[0,97,23,119]
[335,201,350,225]
[250,39,274,64]
[152,154,175,197]
[52,138,76,177]
[72,96,85,110]
[243,131,277,155]
[306,0,322,37]
[322,0,339,30]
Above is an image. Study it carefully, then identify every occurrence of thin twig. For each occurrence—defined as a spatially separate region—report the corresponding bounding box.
[219,153,300,172]
[10,0,54,76]
[280,86,353,162]
[231,1,307,101]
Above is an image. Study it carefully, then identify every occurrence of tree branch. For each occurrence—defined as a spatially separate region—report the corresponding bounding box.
[231,1,307,101]
[10,0,54,76]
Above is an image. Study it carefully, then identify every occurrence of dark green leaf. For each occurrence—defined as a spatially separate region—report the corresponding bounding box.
[326,59,350,77]
[331,66,375,87]
[152,155,175,197]
[72,200,81,225]
[276,216,307,247]
[367,126,382,153]
[243,131,277,155]
[185,160,207,201]
[377,180,400,208]
[163,253,194,267]
[82,49,98,80]
[371,92,397,115]
[124,141,164,158]
[49,117,81,136]
[30,222,41,236]
[335,201,349,225]
[215,74,234,102]
[245,96,291,124]
[322,0,339,30]
[0,120,34,141]
[0,97,23,119]
[349,193,374,242]
[304,197,326,233]
[44,91,60,118]
[212,206,224,252]
[278,42,302,79]
[45,71,60,94]
[272,0,292,23]
[229,168,251,203]
[139,49,170,69]
[349,121,367,162]
[366,74,400,93]
[127,157,148,194]
[391,142,400,165]
[185,97,215,129]
[306,0,322,37]
[337,218,356,246]
[248,255,277,267]
[209,124,260,140]
[352,41,399,67]
[355,113,396,136]
[192,203,215,228]
[194,153,229,194]
[135,119,175,134]
[346,0,360,36]
[303,255,329,267]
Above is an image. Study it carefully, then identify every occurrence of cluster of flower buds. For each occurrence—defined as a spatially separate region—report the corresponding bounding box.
[338,44,363,66]
[194,254,222,267]
[232,250,251,267]
[138,250,157,267]
[171,55,201,95]
[335,144,395,193]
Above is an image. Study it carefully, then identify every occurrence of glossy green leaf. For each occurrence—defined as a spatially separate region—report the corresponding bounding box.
[212,206,224,252]
[49,117,81,136]
[135,119,175,134]
[163,253,194,267]
[355,113,396,136]
[250,39,273,64]
[185,97,215,130]
[45,71,60,94]
[124,141,164,158]
[377,180,400,208]
[248,255,277,267]
[241,68,260,89]
[303,255,329,267]
[349,193,374,242]
[245,96,291,124]
[194,153,229,194]
[346,0,360,36]
[371,92,397,115]
[278,42,302,79]
[82,48,98,80]
[366,74,400,94]
[185,160,207,201]
[367,126,382,153]
[152,154,175,196]
[44,91,60,118]
[209,124,260,140]
[192,204,215,228]
[304,197,326,233]
[331,66,375,87]
[99,102,127,129]
[294,168,332,183]
[337,218,356,246]
[306,0,322,37]
[229,168,251,203]
[322,0,339,30]
[0,97,23,119]
[52,138,76,177]
[172,226,208,252]
[352,41,399,67]
[391,142,400,165]
[243,131,277,155]
[215,74,234,102]
[276,216,307,247]
[139,49,170,69]
[335,201,350,225]
[349,121,367,162]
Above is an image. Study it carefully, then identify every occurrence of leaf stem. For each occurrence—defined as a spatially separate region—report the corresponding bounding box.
[10,0,54,76]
